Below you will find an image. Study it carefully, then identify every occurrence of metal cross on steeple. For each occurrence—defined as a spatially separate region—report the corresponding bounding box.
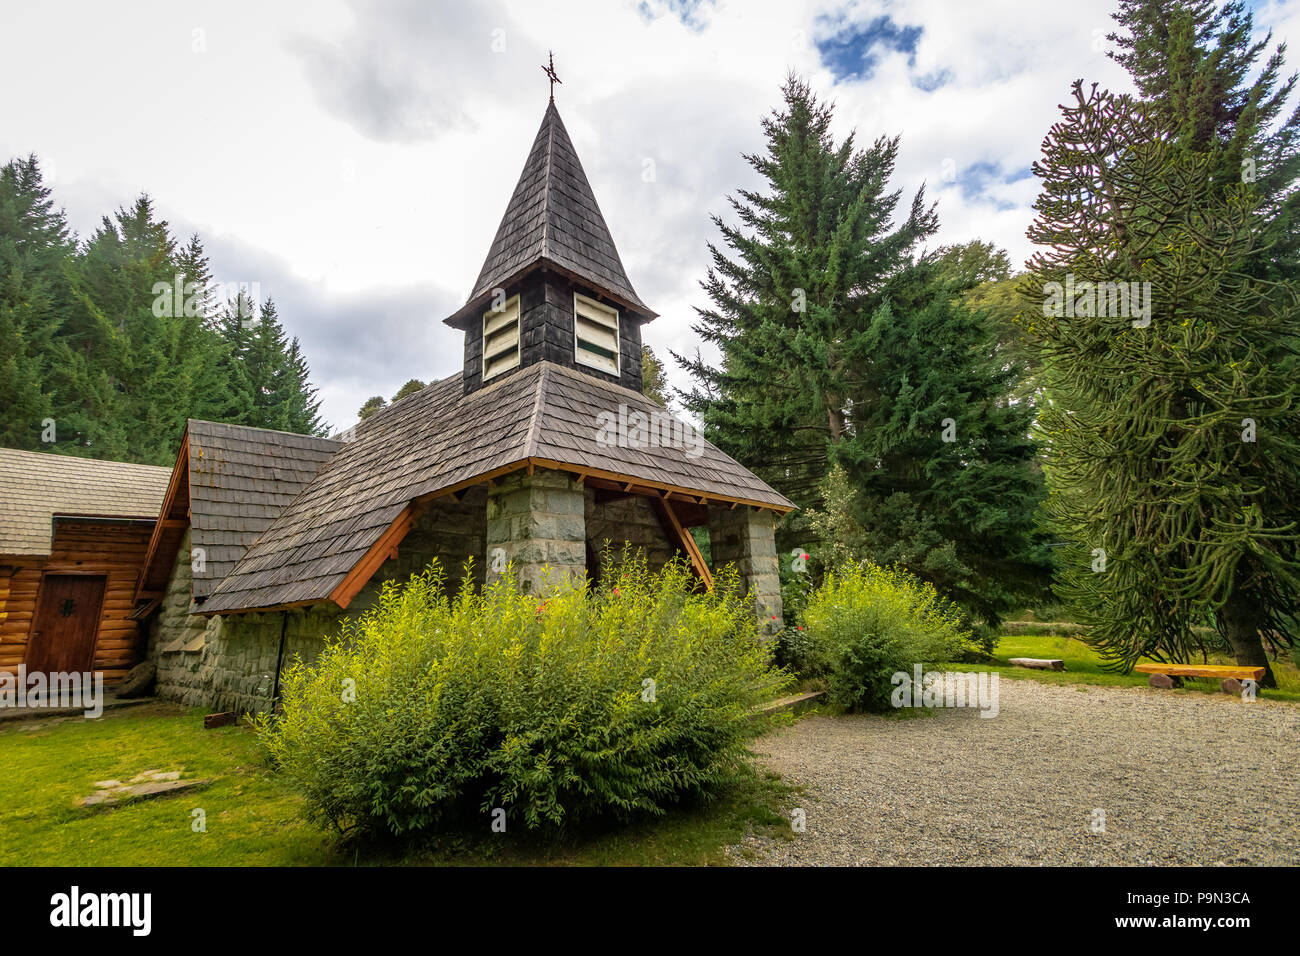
[542,50,561,103]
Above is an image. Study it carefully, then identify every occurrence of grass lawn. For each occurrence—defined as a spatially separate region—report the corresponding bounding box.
[946,633,1300,702]
[0,703,793,867]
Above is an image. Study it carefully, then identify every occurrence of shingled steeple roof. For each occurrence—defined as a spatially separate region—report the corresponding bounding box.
[446,100,654,325]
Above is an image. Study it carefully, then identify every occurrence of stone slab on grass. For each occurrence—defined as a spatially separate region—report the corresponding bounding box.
[79,770,211,809]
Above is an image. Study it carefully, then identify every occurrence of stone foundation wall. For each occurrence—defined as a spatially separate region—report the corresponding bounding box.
[486,469,585,593]
[584,491,677,578]
[150,493,488,712]
[708,505,783,632]
[150,478,783,711]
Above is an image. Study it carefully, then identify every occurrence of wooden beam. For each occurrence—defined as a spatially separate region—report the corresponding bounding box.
[328,500,430,609]
[520,458,793,514]
[134,427,190,603]
[652,497,713,590]
[204,597,324,617]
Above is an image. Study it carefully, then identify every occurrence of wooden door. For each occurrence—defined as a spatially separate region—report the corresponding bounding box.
[26,574,106,674]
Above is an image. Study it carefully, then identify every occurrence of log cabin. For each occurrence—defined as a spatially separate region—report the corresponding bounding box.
[0,448,171,684]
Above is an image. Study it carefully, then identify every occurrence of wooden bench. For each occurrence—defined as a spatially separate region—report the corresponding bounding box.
[1134,663,1266,693]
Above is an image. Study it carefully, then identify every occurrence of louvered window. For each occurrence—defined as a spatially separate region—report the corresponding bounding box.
[482,295,521,380]
[574,293,619,375]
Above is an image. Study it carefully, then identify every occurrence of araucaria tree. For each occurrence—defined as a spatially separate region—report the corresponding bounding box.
[1024,82,1300,685]
[1108,0,1300,281]
[680,75,1048,623]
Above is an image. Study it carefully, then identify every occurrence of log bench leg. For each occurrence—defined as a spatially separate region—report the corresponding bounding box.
[1148,673,1183,689]
[1221,678,1243,695]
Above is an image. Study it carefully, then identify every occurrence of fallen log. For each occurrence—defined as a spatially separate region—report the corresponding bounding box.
[1008,658,1065,671]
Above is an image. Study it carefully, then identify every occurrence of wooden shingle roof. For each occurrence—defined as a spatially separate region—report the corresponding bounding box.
[199,363,792,613]
[0,447,171,557]
[187,421,341,598]
[446,100,654,326]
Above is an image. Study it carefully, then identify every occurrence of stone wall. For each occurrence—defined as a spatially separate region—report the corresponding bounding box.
[585,491,677,581]
[349,485,488,609]
[150,476,784,712]
[486,469,585,594]
[149,492,488,712]
[708,505,783,633]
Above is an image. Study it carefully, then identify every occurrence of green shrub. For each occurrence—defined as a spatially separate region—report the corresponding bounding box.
[772,621,822,678]
[256,556,790,838]
[803,564,976,711]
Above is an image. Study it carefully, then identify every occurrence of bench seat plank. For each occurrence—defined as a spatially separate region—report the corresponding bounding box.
[1134,663,1265,680]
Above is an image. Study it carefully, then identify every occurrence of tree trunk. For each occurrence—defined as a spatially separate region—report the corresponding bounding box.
[1217,587,1277,688]
[826,397,845,444]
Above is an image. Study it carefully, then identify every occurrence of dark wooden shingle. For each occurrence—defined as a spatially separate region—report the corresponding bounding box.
[198,363,792,613]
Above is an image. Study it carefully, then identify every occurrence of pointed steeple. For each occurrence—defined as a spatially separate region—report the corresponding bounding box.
[445,100,654,326]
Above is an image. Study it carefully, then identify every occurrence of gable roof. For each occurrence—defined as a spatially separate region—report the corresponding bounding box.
[136,421,341,599]
[446,100,654,326]
[186,421,341,598]
[198,363,792,614]
[0,447,171,557]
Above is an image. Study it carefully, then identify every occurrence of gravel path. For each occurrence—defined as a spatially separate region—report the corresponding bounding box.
[728,679,1300,866]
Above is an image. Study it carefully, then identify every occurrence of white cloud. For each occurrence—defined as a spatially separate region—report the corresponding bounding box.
[1,0,1295,427]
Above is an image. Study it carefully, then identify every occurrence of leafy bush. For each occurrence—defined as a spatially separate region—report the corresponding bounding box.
[256,556,789,838]
[802,564,976,711]
[772,621,821,678]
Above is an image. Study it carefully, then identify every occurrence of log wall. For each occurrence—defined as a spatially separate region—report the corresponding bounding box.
[0,519,155,683]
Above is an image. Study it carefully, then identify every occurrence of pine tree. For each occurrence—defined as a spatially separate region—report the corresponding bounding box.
[284,336,328,436]
[244,297,292,431]
[677,75,939,510]
[357,396,387,420]
[212,290,257,425]
[0,155,68,449]
[1,161,329,458]
[640,344,670,407]
[58,196,180,460]
[1024,82,1300,685]
[680,76,1048,622]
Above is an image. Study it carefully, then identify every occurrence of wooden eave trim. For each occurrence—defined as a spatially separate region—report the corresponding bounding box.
[327,499,431,609]
[199,453,789,616]
[134,427,191,603]
[526,457,793,514]
[201,597,324,617]
[443,257,658,329]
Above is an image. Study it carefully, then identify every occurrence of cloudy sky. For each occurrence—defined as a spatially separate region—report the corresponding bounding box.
[2,0,1297,430]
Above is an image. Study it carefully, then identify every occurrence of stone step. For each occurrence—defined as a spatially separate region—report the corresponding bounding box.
[79,777,211,809]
